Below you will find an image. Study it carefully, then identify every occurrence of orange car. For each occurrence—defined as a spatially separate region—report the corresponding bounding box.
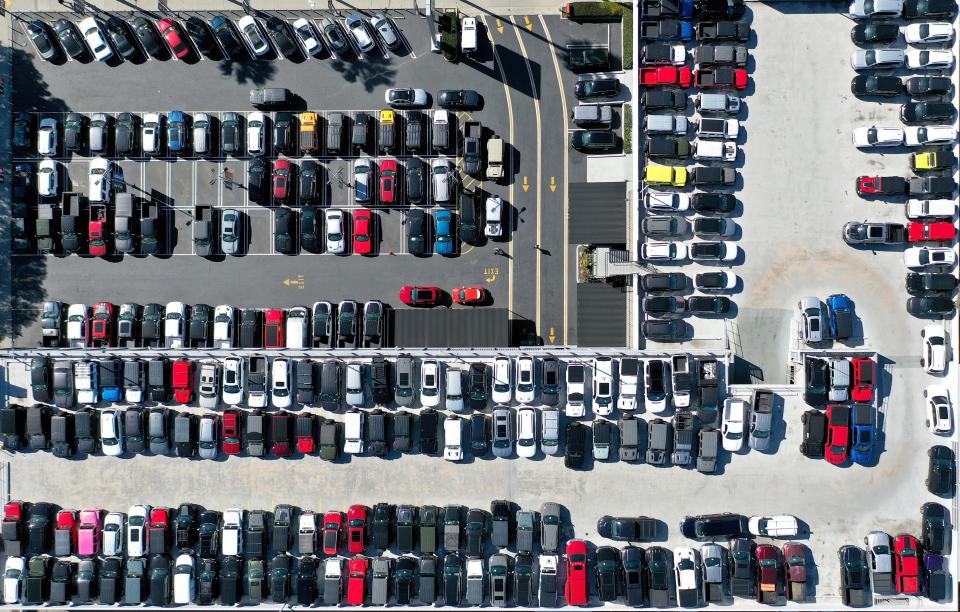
[452,286,487,305]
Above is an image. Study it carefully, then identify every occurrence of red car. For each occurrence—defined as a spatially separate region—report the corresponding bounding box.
[296,414,316,454]
[565,539,588,606]
[851,358,874,402]
[157,18,190,59]
[825,404,850,465]
[270,413,291,457]
[55,510,78,554]
[346,504,368,554]
[453,286,487,305]
[894,534,920,594]
[88,216,107,257]
[399,286,442,306]
[908,221,956,242]
[379,158,397,204]
[273,159,291,200]
[639,65,692,87]
[221,409,242,455]
[756,544,780,603]
[171,359,193,404]
[856,175,907,196]
[353,208,374,255]
[148,507,170,552]
[694,67,748,89]
[347,555,368,605]
[264,309,285,348]
[782,542,808,601]
[3,501,24,537]
[91,301,114,346]
[322,511,343,555]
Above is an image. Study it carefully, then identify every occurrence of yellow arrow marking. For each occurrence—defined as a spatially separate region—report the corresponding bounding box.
[524,16,533,30]
[496,19,504,33]
[282,275,305,289]
[522,176,530,192]
[484,267,500,283]
[547,327,556,343]
[549,176,557,192]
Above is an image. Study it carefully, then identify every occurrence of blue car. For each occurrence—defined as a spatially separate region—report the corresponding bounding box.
[826,293,854,341]
[850,403,875,464]
[434,210,455,255]
[167,110,187,154]
[640,0,694,18]
[640,19,694,41]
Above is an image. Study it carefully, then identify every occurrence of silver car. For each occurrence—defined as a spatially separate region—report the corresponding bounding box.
[700,543,725,586]
[198,415,218,459]
[370,13,401,50]
[798,296,822,344]
[540,502,561,553]
[344,13,376,53]
[220,208,241,255]
[850,48,905,71]
[864,531,894,595]
[491,408,512,458]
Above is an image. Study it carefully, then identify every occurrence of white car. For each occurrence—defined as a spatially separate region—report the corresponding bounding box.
[247,111,265,155]
[385,88,429,107]
[849,0,903,18]
[645,359,669,414]
[292,18,323,56]
[100,410,124,456]
[905,49,954,69]
[420,359,442,407]
[66,303,89,347]
[222,508,243,556]
[3,557,24,604]
[142,113,161,155]
[37,118,57,155]
[852,126,904,147]
[354,157,372,203]
[906,199,955,219]
[127,505,151,557]
[565,363,586,417]
[103,512,125,556]
[721,398,747,451]
[370,13,400,49]
[213,304,235,349]
[344,409,364,454]
[850,48,905,70]
[79,17,113,61]
[345,13,376,53]
[492,357,512,404]
[516,407,538,458]
[430,158,454,203]
[641,241,687,261]
[617,359,639,410]
[645,190,690,212]
[921,324,948,374]
[443,415,464,461]
[271,358,292,408]
[925,384,953,434]
[692,139,737,161]
[485,196,503,237]
[325,209,345,254]
[903,126,957,146]
[798,296,823,343]
[345,362,364,406]
[298,513,317,553]
[173,554,195,604]
[673,547,698,600]
[748,515,799,537]
[88,157,111,202]
[238,15,270,56]
[695,271,737,291]
[903,246,956,268]
[37,159,58,197]
[593,357,615,415]
[515,357,536,403]
[164,301,187,348]
[222,357,245,405]
[904,22,955,44]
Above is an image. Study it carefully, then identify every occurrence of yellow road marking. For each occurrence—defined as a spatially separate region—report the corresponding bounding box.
[522,176,530,192]
[549,176,557,192]
[282,275,305,289]
[547,327,557,343]
[495,19,504,34]
[524,16,533,31]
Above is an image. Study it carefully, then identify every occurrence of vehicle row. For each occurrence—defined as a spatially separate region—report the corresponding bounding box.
[848,0,958,21]
[850,47,955,70]
[799,352,876,405]
[851,73,954,97]
[851,20,956,45]
[796,294,859,345]
[839,529,949,606]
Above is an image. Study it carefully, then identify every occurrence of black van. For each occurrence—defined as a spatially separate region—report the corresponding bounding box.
[405,158,425,206]
[319,419,341,461]
[320,361,342,411]
[458,191,480,245]
[73,408,97,454]
[419,409,439,455]
[367,409,390,456]
[145,358,168,402]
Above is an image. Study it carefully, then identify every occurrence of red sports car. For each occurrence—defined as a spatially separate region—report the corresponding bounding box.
[856,175,907,196]
[273,159,291,201]
[322,511,343,555]
[453,286,487,305]
[851,358,874,402]
[353,208,374,255]
[91,301,114,346]
[564,539,588,606]
[346,505,368,554]
[639,65,692,87]
[825,404,850,465]
[347,556,368,605]
[894,534,920,594]
[694,67,748,89]
[379,158,398,204]
[221,409,242,455]
[55,510,78,554]
[908,221,956,242]
[399,286,441,306]
[264,309,285,348]
[157,18,190,59]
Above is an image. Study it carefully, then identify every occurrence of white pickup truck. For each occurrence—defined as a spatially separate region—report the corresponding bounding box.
[749,515,800,537]
[693,139,737,161]
[75,361,98,405]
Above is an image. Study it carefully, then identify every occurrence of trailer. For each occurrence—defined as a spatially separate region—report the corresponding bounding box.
[247,357,268,408]
[193,205,214,257]
[698,358,720,425]
[671,354,692,408]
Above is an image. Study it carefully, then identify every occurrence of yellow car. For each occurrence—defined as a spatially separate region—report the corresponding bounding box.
[912,150,954,171]
[644,164,687,187]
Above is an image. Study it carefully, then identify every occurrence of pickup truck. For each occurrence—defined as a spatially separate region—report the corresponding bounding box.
[36,205,55,254]
[60,192,82,254]
[193,205,214,256]
[748,515,799,537]
[640,0,693,18]
[696,117,739,139]
[671,354,692,408]
[641,19,694,41]
[842,222,907,245]
[694,44,747,66]
[247,356,268,408]
[698,359,720,425]
[907,221,956,243]
[462,121,483,175]
[696,20,750,42]
[691,165,737,185]
[694,67,748,89]
[639,65,692,87]
[646,114,688,135]
[566,46,610,72]
[641,43,686,65]
[856,175,907,196]
[75,361,97,405]
[88,202,108,257]
[671,412,696,466]
[692,139,737,161]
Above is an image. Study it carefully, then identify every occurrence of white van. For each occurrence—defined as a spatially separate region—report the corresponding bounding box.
[344,409,365,454]
[443,415,463,461]
[460,17,477,54]
[445,368,464,411]
[345,363,364,406]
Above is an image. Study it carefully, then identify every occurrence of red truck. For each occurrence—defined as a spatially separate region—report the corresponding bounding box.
[894,534,920,594]
[148,507,170,555]
[639,65,692,87]
[171,359,194,404]
[908,221,956,242]
[88,202,109,257]
[565,539,589,606]
[264,309,285,348]
[694,67,748,90]
[756,544,780,603]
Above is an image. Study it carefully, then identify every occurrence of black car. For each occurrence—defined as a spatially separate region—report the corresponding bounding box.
[729,537,756,598]
[269,554,291,603]
[394,556,416,604]
[467,363,488,411]
[902,0,959,19]
[697,0,746,18]
[185,17,217,56]
[133,17,164,57]
[371,503,393,552]
[54,19,85,59]
[927,445,955,496]
[13,113,32,151]
[49,559,73,604]
[901,102,956,124]
[248,157,267,200]
[680,513,748,540]
[643,88,687,110]
[294,556,316,605]
[596,546,622,602]
[906,272,957,296]
[691,192,736,214]
[850,22,899,44]
[691,166,737,186]
[851,74,904,97]
[323,22,350,55]
[174,503,198,550]
[265,16,300,58]
[598,515,657,541]
[299,160,318,202]
[438,89,482,109]
[906,76,951,96]
[804,357,828,406]
[799,409,827,459]
[465,508,487,558]
[31,356,51,403]
[274,209,294,254]
[645,547,672,607]
[644,295,686,317]
[125,407,147,453]
[98,557,121,604]
[642,319,684,340]
[442,553,464,605]
[405,158,426,205]
[839,545,870,607]
[220,556,241,606]
[458,191,481,245]
[300,207,320,253]
[907,296,954,316]
[688,295,732,314]
[574,78,621,100]
[621,546,645,607]
[198,510,220,558]
[909,176,956,198]
[418,554,438,604]
[211,16,244,59]
[641,272,688,294]
[570,129,619,151]
[419,409,439,455]
[406,209,429,256]
[396,505,417,553]
[64,113,84,151]
[148,555,172,605]
[105,17,138,59]
[921,502,947,554]
[189,304,211,347]
[196,558,218,605]
[564,422,588,469]
[273,112,293,154]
